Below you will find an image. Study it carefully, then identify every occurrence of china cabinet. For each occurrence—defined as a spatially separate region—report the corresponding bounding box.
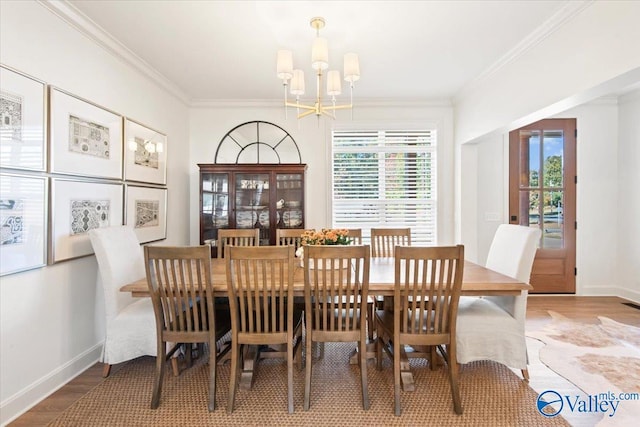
[199,163,307,255]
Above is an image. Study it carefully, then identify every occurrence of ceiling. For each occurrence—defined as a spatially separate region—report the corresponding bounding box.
[67,0,576,103]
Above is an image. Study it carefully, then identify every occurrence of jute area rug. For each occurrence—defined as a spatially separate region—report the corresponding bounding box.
[527,311,640,427]
[48,342,565,426]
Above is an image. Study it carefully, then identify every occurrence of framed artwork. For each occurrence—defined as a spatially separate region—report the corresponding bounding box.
[125,184,167,243]
[124,118,167,184]
[0,173,47,275]
[49,87,123,179]
[50,178,123,263]
[0,65,47,171]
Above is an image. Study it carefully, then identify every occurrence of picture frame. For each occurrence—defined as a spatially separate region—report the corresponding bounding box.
[0,173,48,275]
[0,65,47,171]
[50,178,123,263]
[125,184,167,243]
[124,118,167,184]
[49,87,123,179]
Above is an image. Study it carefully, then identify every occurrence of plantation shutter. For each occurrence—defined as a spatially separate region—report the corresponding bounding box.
[331,129,437,245]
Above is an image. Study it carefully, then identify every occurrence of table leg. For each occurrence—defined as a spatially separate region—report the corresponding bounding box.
[239,345,260,390]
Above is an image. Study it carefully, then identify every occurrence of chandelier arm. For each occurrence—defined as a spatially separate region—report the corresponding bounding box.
[285,101,316,111]
[322,104,353,111]
[297,109,318,119]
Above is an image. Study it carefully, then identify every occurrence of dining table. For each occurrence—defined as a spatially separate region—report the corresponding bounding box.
[121,257,531,391]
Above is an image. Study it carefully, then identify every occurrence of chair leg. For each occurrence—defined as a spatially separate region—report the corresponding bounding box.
[304,333,313,411]
[151,341,166,409]
[360,336,370,410]
[521,368,530,381]
[287,340,294,414]
[227,342,239,414]
[171,357,179,376]
[393,339,401,416]
[102,363,111,378]
[367,301,375,341]
[376,319,383,371]
[208,340,217,412]
[447,344,463,415]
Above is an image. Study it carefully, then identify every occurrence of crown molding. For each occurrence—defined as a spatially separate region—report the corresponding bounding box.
[454,0,594,104]
[619,88,640,104]
[38,0,190,105]
[189,98,453,109]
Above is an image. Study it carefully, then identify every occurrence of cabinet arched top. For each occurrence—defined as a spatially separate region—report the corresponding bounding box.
[214,121,302,164]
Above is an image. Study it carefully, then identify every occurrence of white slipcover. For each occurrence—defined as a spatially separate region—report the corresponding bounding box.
[456,224,541,370]
[89,226,157,364]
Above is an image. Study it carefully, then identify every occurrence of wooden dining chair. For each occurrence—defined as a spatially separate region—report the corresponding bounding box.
[276,228,313,252]
[144,245,231,411]
[370,227,411,257]
[216,228,260,258]
[376,245,465,416]
[225,245,303,414]
[345,228,363,245]
[303,244,371,410]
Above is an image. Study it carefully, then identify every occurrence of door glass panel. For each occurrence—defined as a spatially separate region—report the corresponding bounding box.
[518,189,540,227]
[543,130,564,187]
[520,130,540,187]
[542,190,563,249]
[276,173,303,229]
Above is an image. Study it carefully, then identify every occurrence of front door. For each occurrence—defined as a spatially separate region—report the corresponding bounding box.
[509,118,576,293]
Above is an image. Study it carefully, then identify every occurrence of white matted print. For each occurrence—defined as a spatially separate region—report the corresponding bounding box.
[0,173,47,275]
[125,185,167,243]
[0,66,47,171]
[49,88,123,179]
[51,178,123,263]
[124,119,167,184]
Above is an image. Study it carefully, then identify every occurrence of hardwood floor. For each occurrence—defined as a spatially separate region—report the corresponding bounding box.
[8,296,639,426]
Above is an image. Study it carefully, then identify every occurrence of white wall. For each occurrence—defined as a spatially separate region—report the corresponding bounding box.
[617,91,640,301]
[188,103,455,245]
[0,2,190,423]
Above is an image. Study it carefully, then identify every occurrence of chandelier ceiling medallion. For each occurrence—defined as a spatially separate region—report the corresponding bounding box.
[276,17,360,121]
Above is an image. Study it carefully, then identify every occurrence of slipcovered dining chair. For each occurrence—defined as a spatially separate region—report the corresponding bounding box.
[225,245,303,413]
[144,245,231,411]
[303,244,371,410]
[376,245,465,416]
[216,228,260,258]
[456,224,541,380]
[89,225,177,377]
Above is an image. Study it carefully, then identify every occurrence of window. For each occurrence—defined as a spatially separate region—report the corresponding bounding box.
[331,129,437,245]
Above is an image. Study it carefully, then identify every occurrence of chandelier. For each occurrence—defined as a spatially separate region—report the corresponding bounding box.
[276,17,360,120]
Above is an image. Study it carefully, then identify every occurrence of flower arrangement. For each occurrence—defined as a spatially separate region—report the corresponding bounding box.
[301,229,351,246]
[295,228,351,259]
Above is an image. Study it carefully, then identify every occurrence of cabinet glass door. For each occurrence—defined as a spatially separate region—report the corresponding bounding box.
[235,173,270,244]
[201,173,229,243]
[276,173,303,229]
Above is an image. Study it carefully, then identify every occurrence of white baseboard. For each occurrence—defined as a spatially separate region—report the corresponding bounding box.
[579,286,640,304]
[0,343,102,426]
